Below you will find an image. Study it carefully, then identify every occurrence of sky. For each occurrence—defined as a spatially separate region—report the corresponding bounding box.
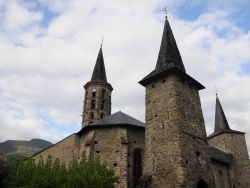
[0,0,250,153]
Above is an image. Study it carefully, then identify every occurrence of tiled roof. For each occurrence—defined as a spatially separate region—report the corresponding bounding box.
[89,111,145,127]
[78,111,145,135]
[209,146,233,165]
[208,96,244,138]
[90,46,107,83]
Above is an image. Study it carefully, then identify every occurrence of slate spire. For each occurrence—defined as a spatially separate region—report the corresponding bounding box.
[214,95,231,132]
[139,16,204,89]
[155,16,186,73]
[208,95,244,138]
[91,45,107,83]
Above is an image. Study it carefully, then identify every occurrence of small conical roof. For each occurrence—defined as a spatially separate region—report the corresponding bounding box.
[214,96,231,132]
[90,46,107,83]
[208,95,244,138]
[155,17,185,72]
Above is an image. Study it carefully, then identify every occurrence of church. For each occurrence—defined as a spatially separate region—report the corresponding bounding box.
[32,17,250,188]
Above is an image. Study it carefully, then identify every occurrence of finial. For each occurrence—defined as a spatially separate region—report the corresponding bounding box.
[215,87,218,96]
[100,36,104,48]
[162,6,169,18]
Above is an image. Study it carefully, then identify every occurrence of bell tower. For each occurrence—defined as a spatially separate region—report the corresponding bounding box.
[139,17,215,187]
[82,46,113,127]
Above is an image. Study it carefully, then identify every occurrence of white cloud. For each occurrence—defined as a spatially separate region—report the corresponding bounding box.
[0,0,250,157]
[3,1,42,31]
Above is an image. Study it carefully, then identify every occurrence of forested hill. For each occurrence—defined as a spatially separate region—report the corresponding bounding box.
[0,139,53,163]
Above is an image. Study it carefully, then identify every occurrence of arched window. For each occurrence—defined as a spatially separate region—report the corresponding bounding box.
[92,89,96,97]
[219,170,225,188]
[133,149,142,188]
[101,100,105,110]
[100,113,104,119]
[197,179,208,188]
[85,91,88,99]
[102,89,105,98]
[91,100,95,109]
[196,151,201,165]
[89,112,94,119]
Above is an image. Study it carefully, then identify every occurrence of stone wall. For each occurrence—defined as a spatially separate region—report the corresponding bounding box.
[32,134,80,165]
[127,128,145,188]
[143,73,215,187]
[79,127,128,188]
[212,160,231,188]
[209,133,250,187]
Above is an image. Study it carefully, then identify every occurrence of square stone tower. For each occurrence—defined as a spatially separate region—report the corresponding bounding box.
[139,17,215,188]
[208,95,250,187]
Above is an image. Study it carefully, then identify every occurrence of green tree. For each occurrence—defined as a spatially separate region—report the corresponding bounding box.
[3,156,118,188]
[0,158,8,187]
[66,159,118,188]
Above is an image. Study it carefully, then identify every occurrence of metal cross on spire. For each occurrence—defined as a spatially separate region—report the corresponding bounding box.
[162,6,169,17]
[101,36,104,47]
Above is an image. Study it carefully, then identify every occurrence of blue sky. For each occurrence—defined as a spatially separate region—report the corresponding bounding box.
[0,0,250,153]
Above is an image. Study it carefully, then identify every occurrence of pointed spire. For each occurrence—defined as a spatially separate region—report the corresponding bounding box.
[208,95,244,138]
[139,17,204,89]
[155,17,186,73]
[91,46,107,83]
[214,95,231,132]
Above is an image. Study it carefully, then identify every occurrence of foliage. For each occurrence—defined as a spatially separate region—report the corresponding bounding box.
[66,158,118,188]
[3,156,118,188]
[0,158,8,186]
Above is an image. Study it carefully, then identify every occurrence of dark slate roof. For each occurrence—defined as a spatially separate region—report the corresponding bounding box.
[208,96,244,138]
[139,17,204,90]
[155,17,185,73]
[78,111,145,135]
[209,146,233,165]
[139,67,205,89]
[90,111,145,127]
[90,46,107,83]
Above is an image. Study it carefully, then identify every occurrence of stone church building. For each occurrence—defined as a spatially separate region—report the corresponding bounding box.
[32,17,250,188]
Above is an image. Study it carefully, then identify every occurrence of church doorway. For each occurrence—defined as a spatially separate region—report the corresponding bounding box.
[197,179,208,188]
[133,149,142,188]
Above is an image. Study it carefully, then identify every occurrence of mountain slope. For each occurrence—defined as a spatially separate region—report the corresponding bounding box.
[0,139,53,163]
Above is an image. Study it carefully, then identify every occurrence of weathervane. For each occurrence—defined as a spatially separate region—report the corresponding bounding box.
[101,36,104,47]
[162,6,169,17]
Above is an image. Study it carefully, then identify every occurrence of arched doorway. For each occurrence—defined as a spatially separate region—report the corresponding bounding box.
[197,179,208,188]
[133,149,142,188]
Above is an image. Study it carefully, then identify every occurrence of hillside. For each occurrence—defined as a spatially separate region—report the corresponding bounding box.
[0,139,53,163]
